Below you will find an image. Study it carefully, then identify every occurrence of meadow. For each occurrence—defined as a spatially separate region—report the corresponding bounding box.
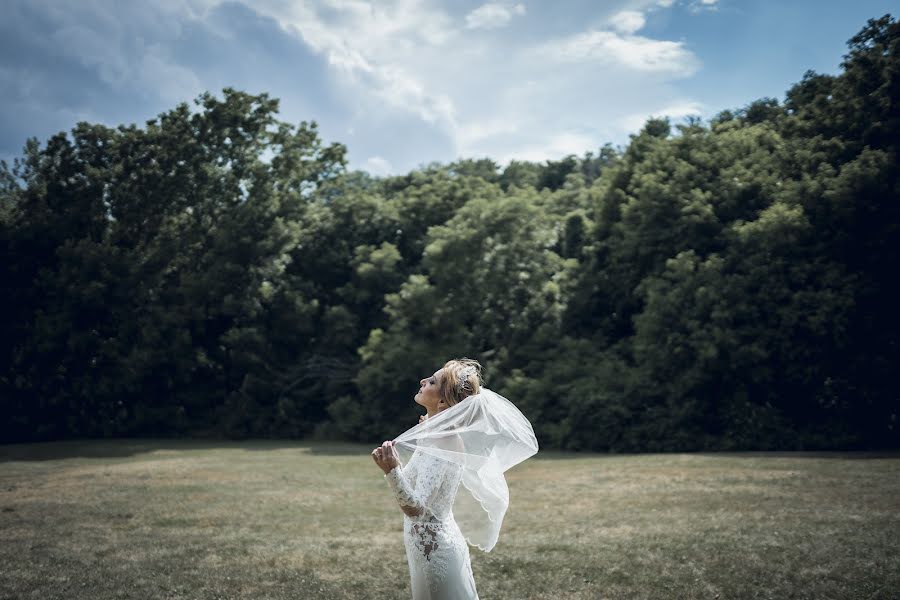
[0,440,897,599]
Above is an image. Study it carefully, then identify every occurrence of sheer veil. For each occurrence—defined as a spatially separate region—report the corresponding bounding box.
[392,387,538,552]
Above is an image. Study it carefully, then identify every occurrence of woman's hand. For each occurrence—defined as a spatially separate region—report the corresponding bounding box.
[371,440,399,474]
[419,415,427,424]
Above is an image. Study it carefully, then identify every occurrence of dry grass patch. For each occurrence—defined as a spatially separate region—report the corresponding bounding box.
[0,440,898,599]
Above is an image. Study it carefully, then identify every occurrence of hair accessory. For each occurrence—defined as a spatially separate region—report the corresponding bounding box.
[456,365,477,395]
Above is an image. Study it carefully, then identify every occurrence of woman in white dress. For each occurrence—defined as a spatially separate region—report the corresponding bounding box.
[372,358,539,600]
[372,358,482,599]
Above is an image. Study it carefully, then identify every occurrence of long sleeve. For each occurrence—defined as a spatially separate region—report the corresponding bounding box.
[384,454,462,521]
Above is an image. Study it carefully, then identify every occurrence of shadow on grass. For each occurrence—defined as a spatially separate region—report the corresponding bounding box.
[695,450,900,459]
[533,449,900,460]
[0,438,376,462]
[2,438,897,463]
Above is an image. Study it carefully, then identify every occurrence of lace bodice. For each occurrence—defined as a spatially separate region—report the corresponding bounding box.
[384,449,462,522]
[384,448,474,594]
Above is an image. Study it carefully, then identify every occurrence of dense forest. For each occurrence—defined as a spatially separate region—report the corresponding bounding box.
[1,15,897,451]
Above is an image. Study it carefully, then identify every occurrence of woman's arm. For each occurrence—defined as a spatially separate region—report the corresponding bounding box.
[382,448,462,520]
[383,465,426,518]
[373,441,421,517]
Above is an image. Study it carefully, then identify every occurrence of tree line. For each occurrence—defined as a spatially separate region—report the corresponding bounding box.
[1,15,897,450]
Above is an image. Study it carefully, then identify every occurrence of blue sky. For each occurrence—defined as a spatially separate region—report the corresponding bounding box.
[0,0,894,175]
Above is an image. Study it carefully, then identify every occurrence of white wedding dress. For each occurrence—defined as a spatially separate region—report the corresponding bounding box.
[384,447,480,599]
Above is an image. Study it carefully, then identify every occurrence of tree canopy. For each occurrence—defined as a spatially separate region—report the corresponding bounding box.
[2,15,898,450]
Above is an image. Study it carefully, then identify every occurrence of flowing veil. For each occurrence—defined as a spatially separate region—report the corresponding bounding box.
[391,387,538,552]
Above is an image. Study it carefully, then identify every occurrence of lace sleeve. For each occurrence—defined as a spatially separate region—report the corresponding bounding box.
[384,455,462,520]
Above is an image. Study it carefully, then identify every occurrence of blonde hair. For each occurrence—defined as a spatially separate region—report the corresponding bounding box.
[438,358,483,407]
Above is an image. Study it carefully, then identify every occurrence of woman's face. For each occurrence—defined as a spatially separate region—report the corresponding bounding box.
[414,368,446,413]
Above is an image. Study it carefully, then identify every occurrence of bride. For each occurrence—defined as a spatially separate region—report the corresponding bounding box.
[371,358,538,600]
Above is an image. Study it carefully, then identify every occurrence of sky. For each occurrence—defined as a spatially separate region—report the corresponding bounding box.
[0,0,894,175]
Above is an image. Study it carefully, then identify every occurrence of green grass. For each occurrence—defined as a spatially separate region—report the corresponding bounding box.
[1,440,898,599]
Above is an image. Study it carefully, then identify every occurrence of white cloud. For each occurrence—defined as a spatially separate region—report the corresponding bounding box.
[465,2,526,30]
[498,131,596,164]
[139,47,204,104]
[203,1,705,168]
[248,0,459,130]
[40,5,204,104]
[621,100,705,133]
[537,30,700,77]
[18,0,710,172]
[456,116,521,148]
[364,155,393,175]
[248,1,703,167]
[609,10,646,35]
[50,24,129,87]
[688,0,719,12]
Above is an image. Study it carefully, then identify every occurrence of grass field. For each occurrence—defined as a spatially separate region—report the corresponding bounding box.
[0,440,898,600]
